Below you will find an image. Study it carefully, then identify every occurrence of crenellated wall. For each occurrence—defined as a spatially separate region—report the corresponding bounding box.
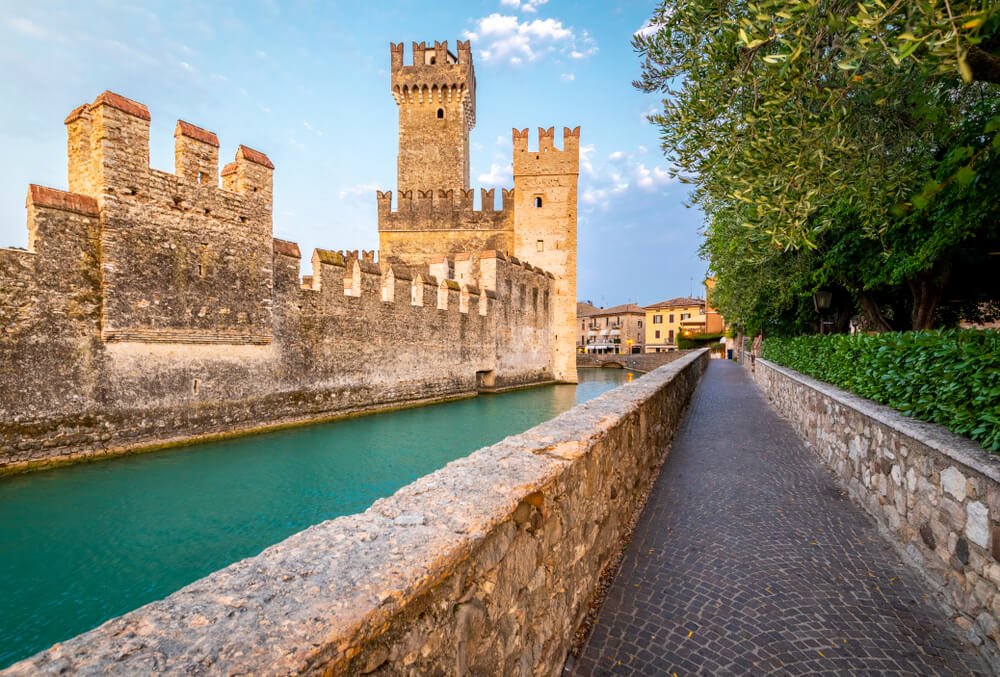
[377,187,515,266]
[0,91,555,474]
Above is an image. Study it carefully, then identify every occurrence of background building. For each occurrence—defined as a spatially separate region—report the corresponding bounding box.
[577,302,645,354]
[643,297,705,352]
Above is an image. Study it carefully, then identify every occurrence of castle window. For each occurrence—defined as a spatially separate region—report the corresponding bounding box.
[197,171,206,185]
[534,196,543,208]
[193,378,201,395]
[437,108,444,119]
[430,56,436,64]
[536,239,544,252]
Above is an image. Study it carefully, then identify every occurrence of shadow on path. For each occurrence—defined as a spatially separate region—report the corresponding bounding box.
[570,360,987,675]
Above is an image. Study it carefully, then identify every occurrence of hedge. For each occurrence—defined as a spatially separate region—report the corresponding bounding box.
[678,332,726,351]
[762,330,1000,452]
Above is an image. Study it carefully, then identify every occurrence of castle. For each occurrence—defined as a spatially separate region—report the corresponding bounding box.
[0,40,580,473]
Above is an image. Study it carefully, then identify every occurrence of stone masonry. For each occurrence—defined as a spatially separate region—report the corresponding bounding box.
[378,41,580,383]
[750,358,1000,668]
[0,40,578,473]
[4,351,708,676]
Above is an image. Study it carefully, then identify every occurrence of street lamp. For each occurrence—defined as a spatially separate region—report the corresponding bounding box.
[813,290,833,334]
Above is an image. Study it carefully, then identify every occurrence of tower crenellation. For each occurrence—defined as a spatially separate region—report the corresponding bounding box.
[390,40,476,195]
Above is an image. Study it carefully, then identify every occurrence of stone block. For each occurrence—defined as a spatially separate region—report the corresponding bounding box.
[966,501,990,550]
[941,466,968,502]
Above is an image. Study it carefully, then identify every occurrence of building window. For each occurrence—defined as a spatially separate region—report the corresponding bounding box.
[534,196,543,208]
[437,108,444,119]
[653,314,663,324]
[638,320,643,328]
[537,239,544,252]
[655,330,661,339]
[668,329,675,342]
[669,314,674,323]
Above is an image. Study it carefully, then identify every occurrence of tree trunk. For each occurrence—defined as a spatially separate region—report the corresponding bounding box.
[908,264,950,330]
[967,45,1000,85]
[858,294,893,332]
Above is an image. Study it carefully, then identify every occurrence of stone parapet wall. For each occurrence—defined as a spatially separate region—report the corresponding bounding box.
[749,358,1000,662]
[5,349,708,676]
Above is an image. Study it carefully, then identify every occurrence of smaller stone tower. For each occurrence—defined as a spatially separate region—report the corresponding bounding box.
[513,126,580,383]
[390,40,476,196]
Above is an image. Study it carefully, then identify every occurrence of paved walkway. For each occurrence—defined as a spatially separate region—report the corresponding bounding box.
[570,360,988,675]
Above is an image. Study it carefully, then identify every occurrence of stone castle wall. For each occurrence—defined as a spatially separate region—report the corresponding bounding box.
[749,359,1000,665]
[4,350,709,676]
[0,92,555,474]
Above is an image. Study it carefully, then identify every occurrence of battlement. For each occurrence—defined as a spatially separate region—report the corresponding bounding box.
[376,187,514,230]
[512,127,581,175]
[390,40,474,112]
[390,40,472,69]
[64,90,274,207]
[298,245,549,322]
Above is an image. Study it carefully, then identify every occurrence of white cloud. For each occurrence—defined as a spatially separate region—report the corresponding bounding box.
[634,20,663,38]
[477,162,513,187]
[560,73,575,82]
[337,183,379,201]
[580,143,597,178]
[633,162,674,189]
[8,17,50,39]
[499,0,549,12]
[579,144,677,211]
[464,13,594,66]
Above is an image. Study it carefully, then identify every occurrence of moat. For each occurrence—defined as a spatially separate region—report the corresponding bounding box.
[0,368,631,668]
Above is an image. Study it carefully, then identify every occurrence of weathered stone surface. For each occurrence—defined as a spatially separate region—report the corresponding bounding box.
[748,358,1000,669]
[967,501,990,549]
[943,466,969,502]
[3,350,708,676]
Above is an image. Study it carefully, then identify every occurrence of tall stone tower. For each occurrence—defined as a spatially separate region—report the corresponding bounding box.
[513,127,580,384]
[390,40,475,194]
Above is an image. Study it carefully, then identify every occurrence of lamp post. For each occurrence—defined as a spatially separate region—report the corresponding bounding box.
[813,290,833,334]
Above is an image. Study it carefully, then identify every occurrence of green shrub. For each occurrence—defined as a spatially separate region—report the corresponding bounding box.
[678,332,726,351]
[762,330,1000,452]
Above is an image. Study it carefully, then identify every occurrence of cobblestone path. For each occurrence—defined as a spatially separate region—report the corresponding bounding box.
[570,359,988,676]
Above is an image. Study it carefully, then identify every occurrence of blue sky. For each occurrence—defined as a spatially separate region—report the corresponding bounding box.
[0,0,706,307]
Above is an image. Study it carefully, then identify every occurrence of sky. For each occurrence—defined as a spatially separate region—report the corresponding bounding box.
[0,0,707,307]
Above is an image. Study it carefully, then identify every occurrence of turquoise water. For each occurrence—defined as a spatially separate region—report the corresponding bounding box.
[0,369,632,668]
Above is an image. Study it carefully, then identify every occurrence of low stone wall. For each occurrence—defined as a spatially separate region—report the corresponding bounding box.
[6,350,709,676]
[576,350,692,373]
[749,358,1000,662]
